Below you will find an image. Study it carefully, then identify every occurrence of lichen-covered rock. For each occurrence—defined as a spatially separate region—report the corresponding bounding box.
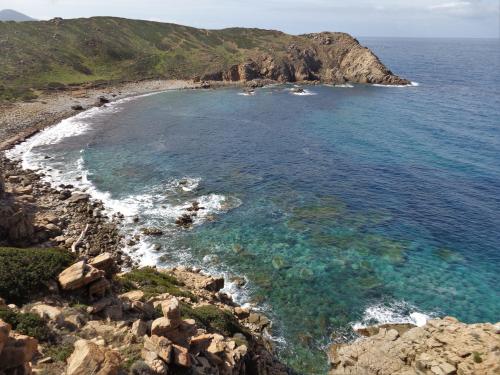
[329,317,500,375]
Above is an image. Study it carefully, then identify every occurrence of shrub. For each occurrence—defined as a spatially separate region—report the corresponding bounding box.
[120,267,197,301]
[0,307,52,341]
[0,247,75,305]
[180,303,247,337]
[473,351,483,363]
[44,343,74,362]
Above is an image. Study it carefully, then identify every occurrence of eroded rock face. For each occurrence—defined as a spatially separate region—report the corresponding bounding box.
[329,317,500,375]
[202,32,409,86]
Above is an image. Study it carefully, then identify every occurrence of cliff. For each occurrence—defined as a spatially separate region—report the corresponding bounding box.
[0,17,409,100]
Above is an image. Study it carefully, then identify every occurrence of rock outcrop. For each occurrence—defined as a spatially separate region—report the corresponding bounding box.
[329,317,500,375]
[200,32,410,86]
[66,339,121,375]
[0,319,39,375]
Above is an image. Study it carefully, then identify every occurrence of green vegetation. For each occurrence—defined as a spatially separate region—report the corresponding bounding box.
[0,247,75,305]
[44,343,74,362]
[0,17,312,101]
[472,351,483,363]
[0,307,52,341]
[180,303,248,337]
[120,267,196,301]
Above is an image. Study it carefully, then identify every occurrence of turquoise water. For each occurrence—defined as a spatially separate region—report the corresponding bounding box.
[11,38,500,373]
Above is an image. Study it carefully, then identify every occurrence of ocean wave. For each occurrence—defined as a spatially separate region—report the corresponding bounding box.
[352,301,433,330]
[325,83,354,88]
[372,81,420,88]
[237,92,256,96]
[289,88,317,96]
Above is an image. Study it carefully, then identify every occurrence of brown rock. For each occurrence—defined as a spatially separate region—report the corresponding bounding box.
[58,261,104,291]
[144,335,173,363]
[66,339,121,375]
[172,344,190,367]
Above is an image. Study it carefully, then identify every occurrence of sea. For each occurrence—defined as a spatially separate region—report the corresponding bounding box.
[7,37,500,374]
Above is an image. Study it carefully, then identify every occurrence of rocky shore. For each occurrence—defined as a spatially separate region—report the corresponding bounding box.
[1,81,499,375]
[329,318,500,375]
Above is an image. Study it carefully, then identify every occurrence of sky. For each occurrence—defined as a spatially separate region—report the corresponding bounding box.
[1,0,499,38]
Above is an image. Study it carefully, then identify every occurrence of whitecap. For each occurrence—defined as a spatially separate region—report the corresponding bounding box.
[372,81,420,88]
[352,301,433,331]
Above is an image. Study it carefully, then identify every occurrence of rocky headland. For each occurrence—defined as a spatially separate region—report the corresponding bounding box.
[0,22,497,374]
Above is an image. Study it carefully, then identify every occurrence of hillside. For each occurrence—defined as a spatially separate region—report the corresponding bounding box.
[0,9,35,22]
[0,17,409,101]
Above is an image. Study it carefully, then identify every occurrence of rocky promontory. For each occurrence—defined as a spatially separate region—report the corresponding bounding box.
[329,317,500,375]
[0,17,409,102]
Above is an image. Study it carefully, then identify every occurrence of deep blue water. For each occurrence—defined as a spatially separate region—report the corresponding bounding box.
[13,38,500,373]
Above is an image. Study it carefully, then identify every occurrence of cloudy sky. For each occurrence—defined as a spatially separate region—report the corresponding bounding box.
[2,0,499,38]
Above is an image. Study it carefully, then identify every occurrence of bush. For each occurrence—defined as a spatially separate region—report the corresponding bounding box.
[0,307,52,341]
[180,303,247,337]
[0,247,75,305]
[120,267,197,301]
[44,343,74,362]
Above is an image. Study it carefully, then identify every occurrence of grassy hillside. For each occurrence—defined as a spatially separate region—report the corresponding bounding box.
[0,17,408,101]
[1,18,290,86]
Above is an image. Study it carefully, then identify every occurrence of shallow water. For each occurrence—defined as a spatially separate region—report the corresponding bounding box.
[8,38,500,373]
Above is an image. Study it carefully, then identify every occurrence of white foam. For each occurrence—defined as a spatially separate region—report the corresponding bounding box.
[372,81,420,88]
[289,88,317,96]
[325,83,354,88]
[237,92,255,96]
[352,301,432,330]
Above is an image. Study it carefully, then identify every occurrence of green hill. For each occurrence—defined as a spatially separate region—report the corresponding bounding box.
[0,17,409,101]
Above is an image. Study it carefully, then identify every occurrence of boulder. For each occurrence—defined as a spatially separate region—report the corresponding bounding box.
[58,261,104,291]
[30,303,64,326]
[66,339,121,375]
[66,192,90,204]
[0,319,10,354]
[160,297,180,321]
[143,335,173,363]
[119,290,144,302]
[131,319,149,338]
[89,253,117,277]
[0,331,38,372]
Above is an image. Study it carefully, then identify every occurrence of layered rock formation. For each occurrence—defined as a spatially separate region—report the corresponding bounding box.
[329,317,500,375]
[198,32,409,86]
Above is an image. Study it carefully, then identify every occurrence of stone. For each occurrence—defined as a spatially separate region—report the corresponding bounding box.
[141,227,163,236]
[131,319,148,337]
[150,317,180,337]
[0,319,11,354]
[58,261,104,290]
[143,335,173,363]
[234,307,250,319]
[119,290,144,302]
[66,192,90,204]
[66,339,121,375]
[172,344,190,367]
[88,277,111,300]
[160,297,181,321]
[0,332,38,372]
[30,304,64,326]
[89,253,116,276]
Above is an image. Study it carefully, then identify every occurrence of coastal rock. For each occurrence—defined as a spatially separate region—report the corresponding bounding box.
[0,321,38,374]
[66,339,121,375]
[58,261,104,291]
[329,317,500,375]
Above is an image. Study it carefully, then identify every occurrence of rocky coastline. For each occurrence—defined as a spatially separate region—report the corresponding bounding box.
[1,81,499,375]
